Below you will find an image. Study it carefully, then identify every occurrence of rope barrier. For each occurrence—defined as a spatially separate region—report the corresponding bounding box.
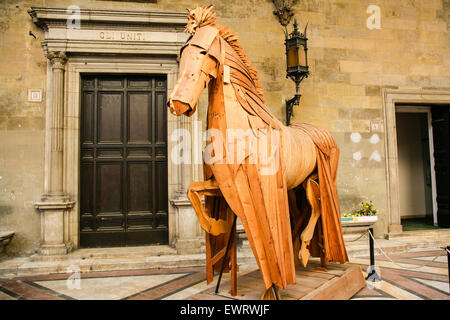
[366,230,446,270]
[344,230,369,243]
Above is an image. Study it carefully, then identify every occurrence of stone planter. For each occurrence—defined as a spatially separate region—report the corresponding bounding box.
[341,215,378,226]
[341,216,378,243]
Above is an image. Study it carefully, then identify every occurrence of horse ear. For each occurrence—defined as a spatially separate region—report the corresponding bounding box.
[186,8,190,13]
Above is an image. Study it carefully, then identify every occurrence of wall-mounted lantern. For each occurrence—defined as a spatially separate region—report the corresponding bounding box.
[285,19,309,126]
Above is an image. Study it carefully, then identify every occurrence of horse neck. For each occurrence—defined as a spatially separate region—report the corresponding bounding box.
[224,45,285,129]
[205,37,284,131]
[225,66,284,130]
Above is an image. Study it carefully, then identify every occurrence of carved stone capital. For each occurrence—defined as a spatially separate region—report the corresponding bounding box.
[46,51,67,69]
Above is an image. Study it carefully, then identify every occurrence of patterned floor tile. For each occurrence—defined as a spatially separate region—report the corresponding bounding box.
[0,250,448,300]
[351,249,449,300]
[0,267,206,300]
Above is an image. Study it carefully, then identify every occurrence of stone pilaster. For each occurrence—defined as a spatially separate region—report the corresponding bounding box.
[45,51,67,198]
[170,198,204,254]
[35,51,74,257]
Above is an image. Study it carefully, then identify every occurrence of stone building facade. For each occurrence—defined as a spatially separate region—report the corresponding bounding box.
[0,0,449,257]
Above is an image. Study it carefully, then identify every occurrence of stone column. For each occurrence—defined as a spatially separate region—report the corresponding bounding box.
[35,51,74,257]
[46,51,66,198]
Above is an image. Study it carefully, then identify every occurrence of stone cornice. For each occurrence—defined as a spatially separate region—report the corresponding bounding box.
[28,7,189,56]
[28,7,187,30]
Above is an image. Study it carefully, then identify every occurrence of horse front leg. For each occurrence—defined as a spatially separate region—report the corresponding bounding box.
[299,175,321,267]
[187,179,229,236]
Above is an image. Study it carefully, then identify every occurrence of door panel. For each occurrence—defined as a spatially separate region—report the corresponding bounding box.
[127,162,151,212]
[432,106,450,227]
[81,92,94,144]
[96,163,122,214]
[128,92,151,143]
[97,92,123,143]
[80,74,168,247]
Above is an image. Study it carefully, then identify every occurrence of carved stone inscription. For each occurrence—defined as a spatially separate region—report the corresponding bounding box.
[99,31,146,41]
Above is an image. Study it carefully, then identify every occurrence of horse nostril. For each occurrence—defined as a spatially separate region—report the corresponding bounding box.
[200,50,207,55]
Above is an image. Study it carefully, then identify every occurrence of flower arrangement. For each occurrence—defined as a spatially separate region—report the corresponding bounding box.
[342,201,377,217]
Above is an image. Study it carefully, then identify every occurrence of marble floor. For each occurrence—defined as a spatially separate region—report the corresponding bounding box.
[0,249,448,300]
[350,249,449,300]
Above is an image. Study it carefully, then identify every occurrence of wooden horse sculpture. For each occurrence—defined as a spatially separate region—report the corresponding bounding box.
[167,5,348,299]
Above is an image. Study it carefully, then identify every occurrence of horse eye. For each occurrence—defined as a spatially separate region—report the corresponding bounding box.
[200,50,207,55]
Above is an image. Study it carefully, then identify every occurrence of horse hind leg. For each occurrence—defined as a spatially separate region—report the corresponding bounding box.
[299,175,321,267]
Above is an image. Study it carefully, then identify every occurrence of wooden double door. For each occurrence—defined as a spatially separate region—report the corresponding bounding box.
[80,74,168,247]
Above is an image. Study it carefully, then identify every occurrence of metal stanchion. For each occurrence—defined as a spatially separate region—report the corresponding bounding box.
[365,228,381,281]
[447,245,450,292]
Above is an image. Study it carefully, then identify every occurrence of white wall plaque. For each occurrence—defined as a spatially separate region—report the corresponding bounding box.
[28,89,43,102]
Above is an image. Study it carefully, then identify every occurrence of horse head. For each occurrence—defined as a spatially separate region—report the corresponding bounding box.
[167,17,223,116]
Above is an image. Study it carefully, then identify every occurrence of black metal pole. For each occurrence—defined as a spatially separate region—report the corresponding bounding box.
[369,228,375,267]
[215,214,237,294]
[366,227,381,281]
[447,245,449,292]
[271,284,279,300]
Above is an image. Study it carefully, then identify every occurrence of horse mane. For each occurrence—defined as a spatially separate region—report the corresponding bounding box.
[186,5,265,98]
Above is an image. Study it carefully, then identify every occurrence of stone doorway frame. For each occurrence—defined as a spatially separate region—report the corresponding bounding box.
[65,57,181,248]
[30,7,204,256]
[382,88,450,234]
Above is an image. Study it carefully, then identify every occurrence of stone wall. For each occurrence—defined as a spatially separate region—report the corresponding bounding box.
[0,2,47,255]
[0,0,449,255]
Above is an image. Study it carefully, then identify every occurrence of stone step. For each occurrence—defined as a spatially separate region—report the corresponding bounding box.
[70,245,178,260]
[28,245,179,262]
[387,228,450,240]
[0,249,256,278]
[345,236,449,258]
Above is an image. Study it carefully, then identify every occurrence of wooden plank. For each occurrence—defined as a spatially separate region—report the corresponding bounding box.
[294,275,327,289]
[299,265,366,300]
[295,270,336,280]
[280,285,314,299]
[189,263,364,301]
